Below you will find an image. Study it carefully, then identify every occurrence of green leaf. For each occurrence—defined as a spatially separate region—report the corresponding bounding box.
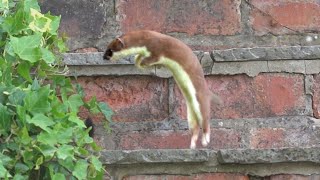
[35,156,43,170]
[4,42,16,63]
[67,94,84,113]
[0,0,9,11]
[2,9,26,35]
[56,38,68,52]
[18,126,32,145]
[8,88,26,106]
[51,96,67,118]
[37,132,58,146]
[0,85,8,104]
[90,142,102,152]
[78,147,89,156]
[52,173,66,180]
[75,83,85,97]
[12,174,26,180]
[98,102,113,122]
[31,78,40,90]
[41,47,55,63]
[47,14,61,35]
[1,65,12,86]
[56,145,74,160]
[91,156,102,171]
[24,85,51,114]
[0,103,12,134]
[54,124,73,144]
[68,114,86,128]
[85,96,100,114]
[29,8,52,32]
[38,144,57,160]
[0,153,12,165]
[21,150,34,168]
[17,61,32,82]
[0,163,10,178]
[27,114,54,132]
[16,106,27,127]
[14,163,30,174]
[58,157,74,172]
[72,160,88,180]
[10,34,42,62]
[23,0,40,12]
[89,170,104,180]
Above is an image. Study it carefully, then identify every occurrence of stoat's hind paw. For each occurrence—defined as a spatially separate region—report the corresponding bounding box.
[190,141,196,149]
[201,132,210,147]
[190,132,199,149]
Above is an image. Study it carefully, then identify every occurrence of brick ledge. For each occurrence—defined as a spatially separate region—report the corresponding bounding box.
[101,147,320,178]
[101,147,320,165]
[63,45,320,77]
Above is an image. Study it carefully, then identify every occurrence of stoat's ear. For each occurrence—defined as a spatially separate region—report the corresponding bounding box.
[115,38,124,49]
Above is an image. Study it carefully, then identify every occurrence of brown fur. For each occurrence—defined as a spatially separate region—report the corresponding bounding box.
[104,30,221,148]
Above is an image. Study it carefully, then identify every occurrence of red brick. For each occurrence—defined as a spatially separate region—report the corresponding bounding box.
[210,128,241,149]
[250,0,320,35]
[173,74,306,119]
[123,173,249,180]
[250,128,285,149]
[119,128,241,150]
[270,174,320,180]
[312,75,320,118]
[118,0,241,35]
[77,76,169,122]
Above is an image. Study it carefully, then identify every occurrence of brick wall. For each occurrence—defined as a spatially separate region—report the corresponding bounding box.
[41,0,320,179]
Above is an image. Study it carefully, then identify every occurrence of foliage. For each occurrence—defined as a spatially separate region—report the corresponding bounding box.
[0,0,113,179]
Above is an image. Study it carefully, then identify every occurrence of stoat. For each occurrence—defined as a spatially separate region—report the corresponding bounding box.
[103,30,221,149]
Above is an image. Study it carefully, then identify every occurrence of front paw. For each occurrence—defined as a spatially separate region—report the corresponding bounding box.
[136,62,147,69]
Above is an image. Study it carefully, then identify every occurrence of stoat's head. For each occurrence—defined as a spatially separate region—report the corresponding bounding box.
[103,38,124,60]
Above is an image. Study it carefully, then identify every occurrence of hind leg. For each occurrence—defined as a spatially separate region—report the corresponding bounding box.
[201,121,210,147]
[187,105,200,149]
[134,54,144,69]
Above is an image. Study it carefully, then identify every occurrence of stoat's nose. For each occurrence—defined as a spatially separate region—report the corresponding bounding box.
[103,49,113,60]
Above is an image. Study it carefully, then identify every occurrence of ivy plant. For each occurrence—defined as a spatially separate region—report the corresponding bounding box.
[0,0,113,179]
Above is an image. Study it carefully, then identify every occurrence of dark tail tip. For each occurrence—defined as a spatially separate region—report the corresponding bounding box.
[85,118,95,137]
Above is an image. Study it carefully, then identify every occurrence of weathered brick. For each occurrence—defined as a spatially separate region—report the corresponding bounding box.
[40,0,118,50]
[250,0,320,35]
[118,128,241,150]
[123,173,249,180]
[77,76,169,122]
[270,174,320,180]
[118,0,241,35]
[312,75,320,118]
[173,74,307,119]
[285,128,320,148]
[250,128,285,149]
